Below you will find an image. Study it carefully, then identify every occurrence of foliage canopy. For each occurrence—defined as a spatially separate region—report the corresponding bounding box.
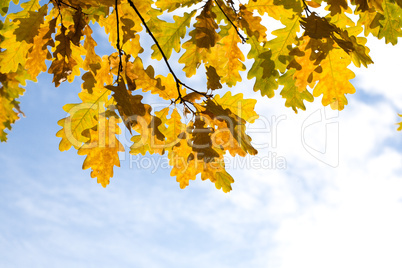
[1,0,401,192]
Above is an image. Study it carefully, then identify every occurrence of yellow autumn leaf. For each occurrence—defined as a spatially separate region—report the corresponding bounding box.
[290,36,328,92]
[313,47,356,110]
[238,4,267,42]
[213,91,259,123]
[0,66,28,141]
[25,17,56,79]
[210,26,246,87]
[279,69,314,113]
[56,55,112,151]
[78,115,124,187]
[154,107,186,148]
[2,0,400,193]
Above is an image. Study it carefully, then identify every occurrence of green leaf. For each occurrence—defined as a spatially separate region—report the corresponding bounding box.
[150,11,196,60]
[378,0,402,45]
[246,36,279,97]
[279,69,314,113]
[265,14,300,73]
[213,91,259,123]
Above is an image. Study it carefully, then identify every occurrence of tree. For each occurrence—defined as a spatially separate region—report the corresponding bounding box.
[0,0,400,192]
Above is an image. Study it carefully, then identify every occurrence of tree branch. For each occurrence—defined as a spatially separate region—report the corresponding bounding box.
[59,0,78,10]
[214,0,247,44]
[226,0,238,15]
[115,0,123,80]
[58,0,88,15]
[302,0,312,16]
[126,0,210,104]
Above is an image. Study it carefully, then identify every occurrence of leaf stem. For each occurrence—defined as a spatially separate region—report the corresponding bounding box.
[227,0,238,14]
[115,0,123,80]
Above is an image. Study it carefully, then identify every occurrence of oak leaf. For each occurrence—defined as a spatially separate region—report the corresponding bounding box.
[150,11,196,60]
[279,69,314,113]
[1,0,401,193]
[78,116,124,187]
[312,47,356,110]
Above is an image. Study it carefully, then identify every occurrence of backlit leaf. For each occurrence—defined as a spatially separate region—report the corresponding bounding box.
[0,0,399,192]
[246,36,279,97]
[279,69,314,113]
[378,0,402,45]
[313,47,356,110]
[78,115,124,187]
[213,91,259,123]
[210,26,246,87]
[0,66,28,141]
[25,17,56,79]
[150,11,196,60]
[56,56,113,151]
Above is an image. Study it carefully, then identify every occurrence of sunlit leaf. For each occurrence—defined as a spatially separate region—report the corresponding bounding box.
[0,0,400,192]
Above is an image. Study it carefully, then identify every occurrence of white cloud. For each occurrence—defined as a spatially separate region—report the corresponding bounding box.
[351,37,402,110]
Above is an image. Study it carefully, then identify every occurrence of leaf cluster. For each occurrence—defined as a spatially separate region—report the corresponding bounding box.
[1,0,401,191]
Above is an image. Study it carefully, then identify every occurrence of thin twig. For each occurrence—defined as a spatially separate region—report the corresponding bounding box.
[214,0,247,43]
[59,0,78,10]
[126,0,210,104]
[183,101,196,114]
[227,0,238,14]
[115,0,123,80]
[58,1,88,15]
[302,0,312,16]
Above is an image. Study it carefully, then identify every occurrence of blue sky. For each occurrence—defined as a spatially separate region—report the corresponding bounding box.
[2,3,402,268]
